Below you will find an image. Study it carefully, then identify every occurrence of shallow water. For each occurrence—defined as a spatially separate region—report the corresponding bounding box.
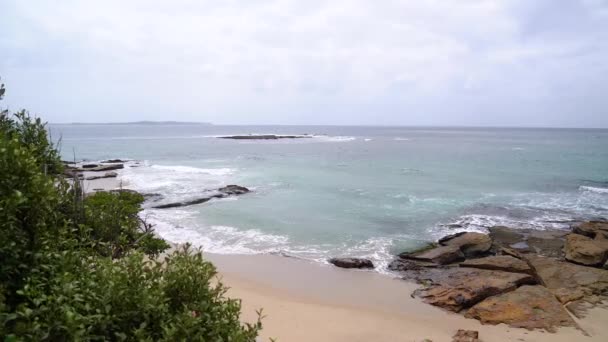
[51,124,608,271]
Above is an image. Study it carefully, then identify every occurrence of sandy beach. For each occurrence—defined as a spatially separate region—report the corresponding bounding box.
[209,253,608,342]
[82,170,608,342]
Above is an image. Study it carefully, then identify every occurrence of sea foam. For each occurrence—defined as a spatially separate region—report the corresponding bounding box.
[580,186,608,194]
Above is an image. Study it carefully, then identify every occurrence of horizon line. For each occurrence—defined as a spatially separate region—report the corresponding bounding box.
[48,121,608,130]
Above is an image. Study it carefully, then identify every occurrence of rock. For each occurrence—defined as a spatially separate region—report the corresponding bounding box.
[460,255,532,275]
[63,169,83,179]
[438,232,492,257]
[452,330,479,342]
[488,226,523,246]
[564,234,608,267]
[527,256,608,304]
[152,185,251,209]
[388,259,423,272]
[526,230,567,258]
[573,221,608,239]
[488,226,566,258]
[329,257,374,269]
[85,171,118,181]
[218,135,311,140]
[415,268,536,312]
[388,259,441,272]
[402,245,465,265]
[218,185,250,195]
[100,159,127,163]
[466,285,577,332]
[87,164,124,172]
[397,243,438,259]
[499,247,525,259]
[81,163,99,169]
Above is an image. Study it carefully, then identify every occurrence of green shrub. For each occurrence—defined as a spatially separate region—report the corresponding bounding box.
[82,190,169,258]
[6,247,260,341]
[0,80,262,340]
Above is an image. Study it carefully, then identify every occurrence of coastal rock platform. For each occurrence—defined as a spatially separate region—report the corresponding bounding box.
[388,221,608,332]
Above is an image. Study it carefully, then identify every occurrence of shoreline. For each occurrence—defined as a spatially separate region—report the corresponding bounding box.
[80,163,608,341]
[208,253,607,342]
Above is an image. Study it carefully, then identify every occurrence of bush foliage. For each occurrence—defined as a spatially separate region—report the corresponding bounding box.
[0,80,262,341]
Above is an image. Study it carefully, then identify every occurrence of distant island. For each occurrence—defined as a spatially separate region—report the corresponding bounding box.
[56,121,212,126]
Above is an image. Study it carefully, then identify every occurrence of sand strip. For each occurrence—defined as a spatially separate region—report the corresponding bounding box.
[208,253,608,342]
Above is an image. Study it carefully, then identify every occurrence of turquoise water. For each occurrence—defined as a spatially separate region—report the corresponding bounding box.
[51,124,608,270]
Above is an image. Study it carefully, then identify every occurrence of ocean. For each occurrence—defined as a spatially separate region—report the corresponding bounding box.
[50,124,608,271]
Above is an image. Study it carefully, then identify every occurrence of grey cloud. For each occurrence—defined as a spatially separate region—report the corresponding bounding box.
[0,0,606,127]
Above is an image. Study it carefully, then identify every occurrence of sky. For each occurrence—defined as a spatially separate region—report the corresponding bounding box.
[1,0,607,127]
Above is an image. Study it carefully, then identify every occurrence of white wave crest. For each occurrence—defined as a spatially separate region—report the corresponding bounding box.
[151,165,235,176]
[147,214,289,254]
[312,135,356,142]
[580,186,608,194]
[435,213,573,238]
[394,137,411,141]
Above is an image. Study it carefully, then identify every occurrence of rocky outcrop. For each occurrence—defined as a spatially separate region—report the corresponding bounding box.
[85,171,118,180]
[460,255,532,275]
[572,221,608,239]
[564,233,608,267]
[389,222,608,332]
[439,232,492,257]
[452,330,479,342]
[218,135,311,140]
[329,258,374,269]
[488,226,566,258]
[87,164,124,172]
[466,285,577,332]
[415,268,536,312]
[100,159,127,163]
[401,245,465,265]
[82,163,100,169]
[152,185,250,209]
[526,256,608,304]
[218,185,250,195]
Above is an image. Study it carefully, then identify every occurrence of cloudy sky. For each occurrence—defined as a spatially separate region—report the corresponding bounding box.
[1,0,607,127]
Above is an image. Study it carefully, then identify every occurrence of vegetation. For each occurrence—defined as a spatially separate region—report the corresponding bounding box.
[0,79,262,341]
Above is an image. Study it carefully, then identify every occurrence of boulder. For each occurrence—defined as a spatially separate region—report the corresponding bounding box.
[402,245,465,265]
[88,164,124,172]
[452,330,479,342]
[564,234,608,267]
[397,243,437,259]
[415,268,536,312]
[466,285,577,332]
[85,171,118,181]
[439,232,492,257]
[329,258,374,269]
[527,256,608,304]
[81,163,99,169]
[218,185,250,195]
[572,221,608,239]
[460,255,532,275]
